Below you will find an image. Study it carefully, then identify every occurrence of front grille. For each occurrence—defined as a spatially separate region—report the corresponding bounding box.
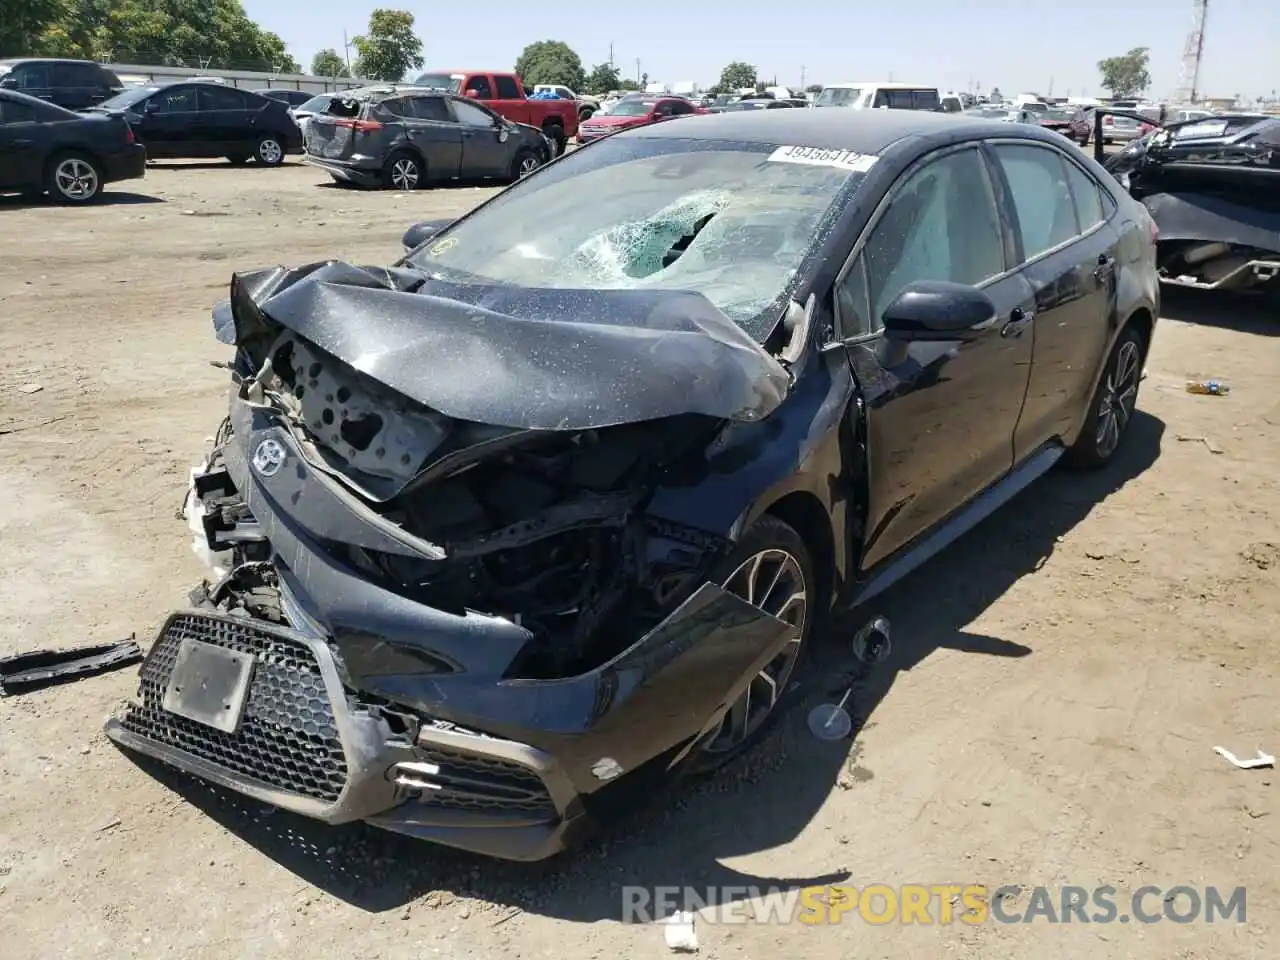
[411,745,555,815]
[119,613,348,803]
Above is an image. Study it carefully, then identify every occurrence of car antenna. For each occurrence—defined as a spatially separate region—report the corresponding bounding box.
[806,615,891,741]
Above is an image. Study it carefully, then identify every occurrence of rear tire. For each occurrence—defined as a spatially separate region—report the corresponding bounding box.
[45,151,103,204]
[382,151,423,190]
[1064,324,1146,469]
[543,124,566,157]
[253,136,285,167]
[685,515,816,774]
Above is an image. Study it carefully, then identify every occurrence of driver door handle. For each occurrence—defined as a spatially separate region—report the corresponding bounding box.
[1001,306,1034,338]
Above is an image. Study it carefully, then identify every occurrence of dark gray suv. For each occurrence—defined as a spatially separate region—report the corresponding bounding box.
[303,86,553,189]
[0,58,123,111]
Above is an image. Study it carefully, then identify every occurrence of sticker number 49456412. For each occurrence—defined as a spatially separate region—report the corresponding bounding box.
[767,145,878,173]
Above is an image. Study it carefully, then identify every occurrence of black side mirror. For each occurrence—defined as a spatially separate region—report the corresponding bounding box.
[402,218,456,250]
[881,280,996,342]
[0,77,16,89]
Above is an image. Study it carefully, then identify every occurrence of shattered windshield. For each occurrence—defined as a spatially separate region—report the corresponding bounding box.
[414,73,462,92]
[816,87,861,107]
[407,136,867,341]
[295,94,332,114]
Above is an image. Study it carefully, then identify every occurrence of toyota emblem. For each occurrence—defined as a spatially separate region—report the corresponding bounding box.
[252,438,287,477]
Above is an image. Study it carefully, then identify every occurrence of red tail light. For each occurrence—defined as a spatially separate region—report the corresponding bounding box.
[333,118,383,133]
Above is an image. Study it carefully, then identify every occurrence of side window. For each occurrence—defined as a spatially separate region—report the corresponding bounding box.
[856,148,1007,328]
[0,99,37,123]
[14,64,50,89]
[1061,159,1105,232]
[494,75,521,99]
[379,97,411,117]
[670,100,694,115]
[993,144,1079,260]
[411,96,451,122]
[464,75,493,99]
[886,90,914,109]
[451,99,496,127]
[913,90,941,111]
[835,256,873,338]
[154,86,198,113]
[872,89,889,108]
[198,86,247,111]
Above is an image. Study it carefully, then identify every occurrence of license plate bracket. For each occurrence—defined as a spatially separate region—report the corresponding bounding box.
[161,639,255,734]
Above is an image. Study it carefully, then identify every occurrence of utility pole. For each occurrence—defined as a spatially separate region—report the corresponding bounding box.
[636,58,641,84]
[343,30,353,75]
[609,42,614,67]
[800,65,806,89]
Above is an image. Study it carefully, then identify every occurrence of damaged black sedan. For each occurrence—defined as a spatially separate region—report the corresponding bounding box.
[107,109,1159,861]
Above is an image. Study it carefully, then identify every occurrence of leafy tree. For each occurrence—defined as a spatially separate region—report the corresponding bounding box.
[618,78,640,91]
[0,0,65,58]
[352,9,423,81]
[311,48,349,77]
[514,40,585,90]
[713,61,757,94]
[584,61,621,96]
[1098,47,1151,99]
[30,0,297,72]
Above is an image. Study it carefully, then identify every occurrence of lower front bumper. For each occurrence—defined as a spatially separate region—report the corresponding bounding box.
[105,609,591,861]
[302,155,381,186]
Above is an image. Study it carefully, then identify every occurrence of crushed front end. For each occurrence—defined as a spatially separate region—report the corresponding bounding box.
[106,261,800,860]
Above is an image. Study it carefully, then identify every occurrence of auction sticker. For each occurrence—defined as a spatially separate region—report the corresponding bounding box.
[767,145,878,173]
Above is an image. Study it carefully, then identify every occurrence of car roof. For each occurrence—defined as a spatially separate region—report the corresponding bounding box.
[0,57,93,65]
[822,81,937,89]
[626,107,1024,154]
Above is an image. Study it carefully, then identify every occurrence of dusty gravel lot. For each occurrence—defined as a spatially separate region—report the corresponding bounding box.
[1,160,1277,960]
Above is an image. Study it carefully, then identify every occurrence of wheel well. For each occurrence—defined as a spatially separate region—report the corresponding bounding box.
[541,119,565,134]
[1125,307,1154,352]
[765,492,835,610]
[45,146,101,176]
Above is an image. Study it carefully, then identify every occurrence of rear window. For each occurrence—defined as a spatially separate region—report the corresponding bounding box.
[416,73,462,93]
[816,87,861,107]
[325,96,363,119]
[912,89,940,110]
[494,75,521,98]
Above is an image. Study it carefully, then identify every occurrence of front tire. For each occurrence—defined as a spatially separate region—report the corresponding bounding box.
[253,136,285,166]
[46,152,103,203]
[382,151,423,190]
[1065,324,1146,469]
[510,148,542,181]
[688,515,815,773]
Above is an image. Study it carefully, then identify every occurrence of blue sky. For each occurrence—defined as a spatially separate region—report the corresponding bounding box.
[244,0,1278,99]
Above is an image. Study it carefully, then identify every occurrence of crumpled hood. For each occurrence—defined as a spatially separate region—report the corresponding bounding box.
[217,260,790,431]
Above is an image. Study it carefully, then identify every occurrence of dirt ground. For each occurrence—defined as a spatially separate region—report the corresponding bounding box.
[0,160,1276,960]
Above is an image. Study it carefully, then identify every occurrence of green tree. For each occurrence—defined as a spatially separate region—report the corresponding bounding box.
[514,40,585,90]
[618,78,639,91]
[713,61,757,94]
[311,48,349,77]
[352,9,423,81]
[583,61,621,96]
[1098,47,1151,99]
[31,0,297,72]
[1,0,66,58]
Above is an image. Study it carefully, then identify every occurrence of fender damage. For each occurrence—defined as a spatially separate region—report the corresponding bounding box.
[106,260,802,860]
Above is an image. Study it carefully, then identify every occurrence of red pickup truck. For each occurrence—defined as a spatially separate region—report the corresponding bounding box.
[412,70,579,154]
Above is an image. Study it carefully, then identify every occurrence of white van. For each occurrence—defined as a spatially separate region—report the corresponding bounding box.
[814,82,941,111]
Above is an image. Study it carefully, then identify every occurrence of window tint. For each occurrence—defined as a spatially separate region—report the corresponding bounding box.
[198,85,247,111]
[14,63,49,89]
[859,148,1006,326]
[994,144,1079,260]
[494,75,521,98]
[913,90,941,110]
[52,62,100,86]
[0,99,37,123]
[464,75,493,99]
[153,86,198,113]
[410,96,451,121]
[1062,159,1105,231]
[452,98,496,127]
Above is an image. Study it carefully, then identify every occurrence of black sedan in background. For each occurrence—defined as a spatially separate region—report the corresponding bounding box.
[303,86,553,188]
[108,109,1159,861]
[252,88,314,108]
[0,89,145,202]
[89,82,302,166]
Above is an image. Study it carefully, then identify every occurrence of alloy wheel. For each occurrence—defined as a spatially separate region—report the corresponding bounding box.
[258,139,283,165]
[1095,339,1140,458]
[55,158,98,201]
[700,548,808,755]
[518,155,540,177]
[390,158,419,190]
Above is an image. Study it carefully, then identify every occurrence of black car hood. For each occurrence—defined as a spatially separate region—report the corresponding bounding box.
[219,260,790,431]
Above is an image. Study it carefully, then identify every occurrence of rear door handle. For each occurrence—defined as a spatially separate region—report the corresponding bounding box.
[1001,306,1034,338]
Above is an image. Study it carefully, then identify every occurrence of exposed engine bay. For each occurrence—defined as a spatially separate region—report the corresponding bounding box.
[188,259,803,679]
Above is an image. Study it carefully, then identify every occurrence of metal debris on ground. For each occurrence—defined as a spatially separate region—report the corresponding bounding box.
[661,911,698,953]
[0,637,144,696]
[1185,379,1230,396]
[1212,746,1275,770]
[1175,434,1224,454]
[808,616,891,741]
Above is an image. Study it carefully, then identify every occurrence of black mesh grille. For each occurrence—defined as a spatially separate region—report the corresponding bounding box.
[413,746,555,815]
[119,614,348,803]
